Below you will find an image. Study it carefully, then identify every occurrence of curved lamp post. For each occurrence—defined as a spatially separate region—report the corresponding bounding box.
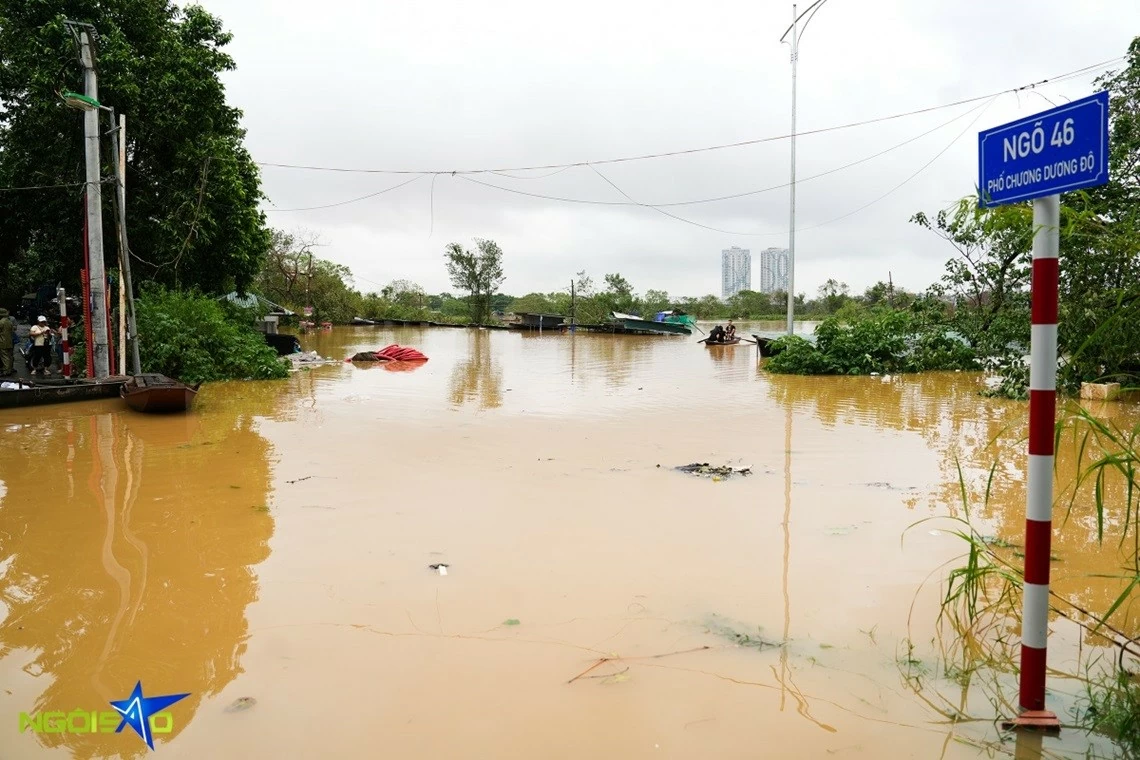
[779,0,833,336]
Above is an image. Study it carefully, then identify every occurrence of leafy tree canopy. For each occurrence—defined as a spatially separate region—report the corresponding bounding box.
[0,0,268,302]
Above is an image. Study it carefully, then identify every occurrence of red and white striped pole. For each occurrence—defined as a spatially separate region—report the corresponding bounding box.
[58,286,71,378]
[1014,193,1061,729]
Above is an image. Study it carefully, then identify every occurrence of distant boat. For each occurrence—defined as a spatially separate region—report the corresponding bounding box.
[509,312,567,331]
[121,374,199,413]
[610,311,692,336]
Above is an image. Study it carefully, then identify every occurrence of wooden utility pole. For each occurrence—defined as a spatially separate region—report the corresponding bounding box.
[109,112,141,374]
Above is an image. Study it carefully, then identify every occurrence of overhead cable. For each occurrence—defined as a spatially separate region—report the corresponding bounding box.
[252,57,1121,176]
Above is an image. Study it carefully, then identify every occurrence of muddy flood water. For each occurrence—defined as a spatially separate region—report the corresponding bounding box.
[2,323,1139,759]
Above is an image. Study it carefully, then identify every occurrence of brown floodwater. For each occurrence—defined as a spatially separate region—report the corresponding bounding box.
[1,323,1138,758]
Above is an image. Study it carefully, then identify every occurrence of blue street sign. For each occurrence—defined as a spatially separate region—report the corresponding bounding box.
[978,90,1109,207]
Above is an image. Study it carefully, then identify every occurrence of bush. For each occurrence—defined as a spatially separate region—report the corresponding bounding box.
[766,308,979,376]
[135,286,289,383]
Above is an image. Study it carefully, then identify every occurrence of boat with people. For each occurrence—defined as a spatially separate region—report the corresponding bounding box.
[703,336,742,346]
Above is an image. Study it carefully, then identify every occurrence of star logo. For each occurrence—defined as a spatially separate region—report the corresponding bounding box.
[109,681,190,750]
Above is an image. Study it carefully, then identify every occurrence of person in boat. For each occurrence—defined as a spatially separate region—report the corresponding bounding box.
[708,325,726,343]
[29,316,55,376]
[724,320,737,341]
[0,308,13,377]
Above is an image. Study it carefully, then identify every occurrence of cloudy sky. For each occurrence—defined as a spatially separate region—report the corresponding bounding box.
[200,0,1137,299]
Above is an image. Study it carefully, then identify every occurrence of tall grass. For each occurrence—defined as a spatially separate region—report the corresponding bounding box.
[909,409,1140,751]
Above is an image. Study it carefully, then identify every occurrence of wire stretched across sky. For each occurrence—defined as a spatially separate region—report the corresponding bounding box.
[461,94,998,238]
[267,175,423,211]
[456,97,991,210]
[252,56,1121,177]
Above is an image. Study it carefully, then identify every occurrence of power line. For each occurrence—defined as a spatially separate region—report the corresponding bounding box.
[0,180,100,192]
[265,175,422,211]
[252,57,1121,176]
[798,97,1000,232]
[472,95,999,238]
[457,98,990,209]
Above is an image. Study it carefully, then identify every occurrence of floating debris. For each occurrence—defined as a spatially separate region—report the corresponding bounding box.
[706,617,777,650]
[225,697,257,713]
[429,563,449,576]
[286,351,338,369]
[502,618,520,626]
[674,463,752,480]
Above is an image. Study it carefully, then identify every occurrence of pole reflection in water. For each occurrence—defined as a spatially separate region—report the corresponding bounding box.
[0,403,276,757]
[780,396,793,711]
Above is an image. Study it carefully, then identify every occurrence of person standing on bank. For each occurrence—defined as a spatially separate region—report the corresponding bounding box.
[29,316,55,376]
[0,308,14,377]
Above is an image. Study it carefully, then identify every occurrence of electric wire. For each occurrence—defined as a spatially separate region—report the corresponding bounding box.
[265,175,422,211]
[251,57,1122,176]
[457,98,990,209]
[798,96,1000,232]
[0,180,104,192]
[500,94,998,238]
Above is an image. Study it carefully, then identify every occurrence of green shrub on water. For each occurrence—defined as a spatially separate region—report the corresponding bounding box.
[135,286,288,383]
[766,307,979,376]
[765,335,834,374]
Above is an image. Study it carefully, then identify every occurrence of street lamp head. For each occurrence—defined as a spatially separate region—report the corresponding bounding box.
[61,90,101,111]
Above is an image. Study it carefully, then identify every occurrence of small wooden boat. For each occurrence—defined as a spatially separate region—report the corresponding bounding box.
[702,337,742,346]
[751,334,777,357]
[0,376,128,409]
[121,374,200,413]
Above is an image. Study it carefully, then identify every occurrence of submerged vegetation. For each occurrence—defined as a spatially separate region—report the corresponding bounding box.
[766,304,979,376]
[135,287,288,384]
[907,407,1140,753]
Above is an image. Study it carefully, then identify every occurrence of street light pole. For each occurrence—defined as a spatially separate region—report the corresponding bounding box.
[77,30,111,378]
[779,0,831,337]
[785,5,798,336]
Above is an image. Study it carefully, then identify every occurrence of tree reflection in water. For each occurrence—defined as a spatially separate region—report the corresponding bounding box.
[0,401,276,758]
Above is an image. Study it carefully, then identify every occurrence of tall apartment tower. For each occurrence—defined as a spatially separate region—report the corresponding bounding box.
[759,247,790,294]
[721,246,751,299]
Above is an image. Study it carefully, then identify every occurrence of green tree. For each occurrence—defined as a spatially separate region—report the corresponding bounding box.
[727,289,773,318]
[255,229,360,322]
[1056,40,1140,387]
[510,292,558,314]
[641,289,670,315]
[911,200,1033,357]
[0,1,268,300]
[381,279,427,311]
[444,238,506,324]
[817,279,852,314]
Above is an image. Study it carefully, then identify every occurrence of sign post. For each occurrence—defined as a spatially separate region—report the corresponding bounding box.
[978,90,1110,732]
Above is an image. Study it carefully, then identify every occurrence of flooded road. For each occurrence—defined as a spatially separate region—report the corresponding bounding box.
[1,324,1137,758]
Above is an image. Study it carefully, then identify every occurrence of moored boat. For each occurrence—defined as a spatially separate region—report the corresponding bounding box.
[610,311,693,336]
[121,374,200,413]
[0,376,128,409]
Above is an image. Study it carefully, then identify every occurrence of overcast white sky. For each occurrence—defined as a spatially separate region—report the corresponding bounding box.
[199,0,1138,299]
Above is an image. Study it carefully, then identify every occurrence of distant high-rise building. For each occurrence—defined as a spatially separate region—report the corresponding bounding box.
[721,247,751,299]
[759,248,790,294]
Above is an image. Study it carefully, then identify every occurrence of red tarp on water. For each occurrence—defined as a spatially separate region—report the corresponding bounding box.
[346,345,429,362]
